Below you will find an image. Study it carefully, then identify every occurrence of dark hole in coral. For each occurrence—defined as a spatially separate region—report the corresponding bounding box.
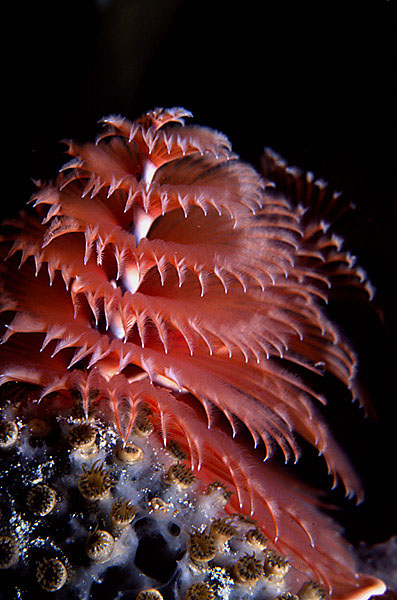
[134,517,182,582]
[167,522,180,537]
[134,533,177,582]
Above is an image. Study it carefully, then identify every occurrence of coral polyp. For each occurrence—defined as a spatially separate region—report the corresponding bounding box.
[209,518,237,546]
[110,497,138,527]
[85,529,115,563]
[245,526,269,550]
[77,462,113,501]
[36,557,68,592]
[188,531,217,567]
[136,590,164,600]
[116,441,144,463]
[298,581,329,600]
[263,549,291,582]
[0,534,19,569]
[167,461,196,489]
[68,422,97,453]
[0,108,387,599]
[27,483,58,516]
[0,419,18,449]
[185,582,215,600]
[232,552,263,584]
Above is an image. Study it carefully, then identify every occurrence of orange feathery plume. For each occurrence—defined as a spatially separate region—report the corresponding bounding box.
[0,107,386,598]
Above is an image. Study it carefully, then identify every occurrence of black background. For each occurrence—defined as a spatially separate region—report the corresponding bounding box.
[2,0,395,551]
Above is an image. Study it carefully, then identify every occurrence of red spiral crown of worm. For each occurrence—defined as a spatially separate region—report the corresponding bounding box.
[0,107,385,598]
